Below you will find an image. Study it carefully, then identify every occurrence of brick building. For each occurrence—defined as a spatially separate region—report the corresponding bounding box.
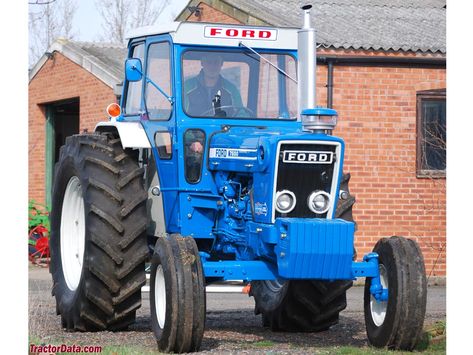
[28,0,446,278]
[29,39,126,206]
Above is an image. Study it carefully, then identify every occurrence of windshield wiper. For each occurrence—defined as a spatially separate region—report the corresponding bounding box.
[238,41,297,83]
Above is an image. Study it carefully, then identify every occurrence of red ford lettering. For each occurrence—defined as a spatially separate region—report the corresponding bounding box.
[210,28,222,36]
[242,29,255,38]
[259,30,271,38]
[204,26,277,40]
[226,29,238,37]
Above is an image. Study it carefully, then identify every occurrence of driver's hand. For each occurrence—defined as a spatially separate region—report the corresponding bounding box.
[190,141,203,153]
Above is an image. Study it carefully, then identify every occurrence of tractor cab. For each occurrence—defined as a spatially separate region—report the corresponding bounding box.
[97,20,342,243]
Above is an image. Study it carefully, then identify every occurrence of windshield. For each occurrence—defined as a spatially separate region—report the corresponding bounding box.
[182,49,297,119]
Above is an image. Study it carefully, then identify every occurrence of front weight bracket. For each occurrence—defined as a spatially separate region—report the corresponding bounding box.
[363,252,388,302]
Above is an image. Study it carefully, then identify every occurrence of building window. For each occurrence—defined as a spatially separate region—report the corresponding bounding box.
[416,89,446,178]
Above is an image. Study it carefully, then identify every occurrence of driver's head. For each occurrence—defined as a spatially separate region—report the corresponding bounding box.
[201,53,223,80]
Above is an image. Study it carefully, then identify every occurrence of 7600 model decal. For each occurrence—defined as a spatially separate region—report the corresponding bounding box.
[209,148,257,160]
[282,150,333,164]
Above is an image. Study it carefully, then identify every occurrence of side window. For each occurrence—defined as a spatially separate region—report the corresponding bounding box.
[416,89,446,177]
[124,43,145,115]
[154,131,172,159]
[184,129,206,183]
[146,42,172,120]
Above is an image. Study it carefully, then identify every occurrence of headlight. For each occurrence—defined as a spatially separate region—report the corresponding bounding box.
[275,190,297,214]
[307,191,331,214]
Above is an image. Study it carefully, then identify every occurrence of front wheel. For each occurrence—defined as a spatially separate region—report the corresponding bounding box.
[364,236,427,350]
[150,235,205,353]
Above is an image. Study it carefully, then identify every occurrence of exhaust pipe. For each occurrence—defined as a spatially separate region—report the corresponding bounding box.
[297,4,316,118]
[298,5,338,133]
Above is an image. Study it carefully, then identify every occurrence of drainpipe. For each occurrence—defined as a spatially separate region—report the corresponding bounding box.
[327,60,334,109]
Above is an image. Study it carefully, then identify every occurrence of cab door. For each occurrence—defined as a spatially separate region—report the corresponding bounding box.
[138,36,180,233]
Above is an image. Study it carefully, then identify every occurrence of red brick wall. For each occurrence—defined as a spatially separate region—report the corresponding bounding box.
[191,3,447,277]
[28,52,116,203]
[330,65,446,277]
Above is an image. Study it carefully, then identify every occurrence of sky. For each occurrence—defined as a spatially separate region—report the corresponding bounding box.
[33,0,190,43]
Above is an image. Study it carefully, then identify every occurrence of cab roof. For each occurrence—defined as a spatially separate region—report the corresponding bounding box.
[126,21,299,50]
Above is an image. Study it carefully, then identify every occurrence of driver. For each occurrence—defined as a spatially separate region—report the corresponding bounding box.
[184,53,243,117]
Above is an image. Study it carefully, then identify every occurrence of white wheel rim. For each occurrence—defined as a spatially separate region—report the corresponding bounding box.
[60,176,86,291]
[370,264,388,326]
[155,265,166,328]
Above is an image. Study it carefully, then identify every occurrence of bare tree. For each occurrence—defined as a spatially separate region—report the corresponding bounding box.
[95,0,130,44]
[29,0,57,4]
[60,0,77,39]
[96,0,170,44]
[29,0,78,67]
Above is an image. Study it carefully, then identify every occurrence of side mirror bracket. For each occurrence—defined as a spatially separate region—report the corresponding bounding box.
[124,57,173,104]
[125,58,143,82]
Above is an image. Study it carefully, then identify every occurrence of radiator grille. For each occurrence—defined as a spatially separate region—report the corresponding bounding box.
[275,143,337,219]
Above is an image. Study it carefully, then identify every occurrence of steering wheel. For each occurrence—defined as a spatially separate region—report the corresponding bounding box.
[200,105,255,118]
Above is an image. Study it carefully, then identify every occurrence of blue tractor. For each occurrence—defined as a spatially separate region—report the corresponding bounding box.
[49,5,427,353]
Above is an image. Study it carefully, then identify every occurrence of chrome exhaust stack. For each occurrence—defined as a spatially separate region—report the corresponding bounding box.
[298,5,337,132]
[298,4,316,116]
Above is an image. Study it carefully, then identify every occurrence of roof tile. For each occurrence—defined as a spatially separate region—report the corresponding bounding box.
[224,0,446,53]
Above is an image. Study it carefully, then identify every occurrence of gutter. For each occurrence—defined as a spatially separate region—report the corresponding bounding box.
[318,55,446,68]
[318,55,446,109]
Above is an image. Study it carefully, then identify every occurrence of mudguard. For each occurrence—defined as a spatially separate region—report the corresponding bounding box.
[95,121,151,148]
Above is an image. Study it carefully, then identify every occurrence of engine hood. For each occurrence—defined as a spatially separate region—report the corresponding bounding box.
[207,126,344,173]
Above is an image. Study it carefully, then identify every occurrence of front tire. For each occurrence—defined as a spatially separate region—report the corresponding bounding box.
[364,236,427,350]
[50,133,148,331]
[150,234,206,353]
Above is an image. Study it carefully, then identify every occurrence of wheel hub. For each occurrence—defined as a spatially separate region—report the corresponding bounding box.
[155,264,166,328]
[60,176,85,291]
[370,264,388,326]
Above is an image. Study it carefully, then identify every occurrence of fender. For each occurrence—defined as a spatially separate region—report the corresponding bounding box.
[95,121,151,148]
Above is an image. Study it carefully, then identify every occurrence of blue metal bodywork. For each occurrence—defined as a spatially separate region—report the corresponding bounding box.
[115,35,387,298]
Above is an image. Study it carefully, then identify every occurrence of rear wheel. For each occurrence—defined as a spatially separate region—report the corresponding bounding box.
[364,236,427,350]
[50,133,148,331]
[252,279,352,331]
[150,234,206,353]
[251,173,355,332]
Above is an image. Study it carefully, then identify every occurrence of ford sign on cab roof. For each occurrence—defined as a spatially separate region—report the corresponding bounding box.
[126,22,299,50]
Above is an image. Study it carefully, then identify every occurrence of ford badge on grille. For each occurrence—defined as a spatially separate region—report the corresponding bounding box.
[282,150,333,164]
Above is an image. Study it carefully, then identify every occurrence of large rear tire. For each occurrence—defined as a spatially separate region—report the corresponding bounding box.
[252,279,352,331]
[251,172,355,332]
[150,234,206,353]
[364,236,427,350]
[49,133,148,331]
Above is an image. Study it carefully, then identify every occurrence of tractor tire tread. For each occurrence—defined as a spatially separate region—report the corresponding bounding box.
[364,236,427,350]
[50,133,147,332]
